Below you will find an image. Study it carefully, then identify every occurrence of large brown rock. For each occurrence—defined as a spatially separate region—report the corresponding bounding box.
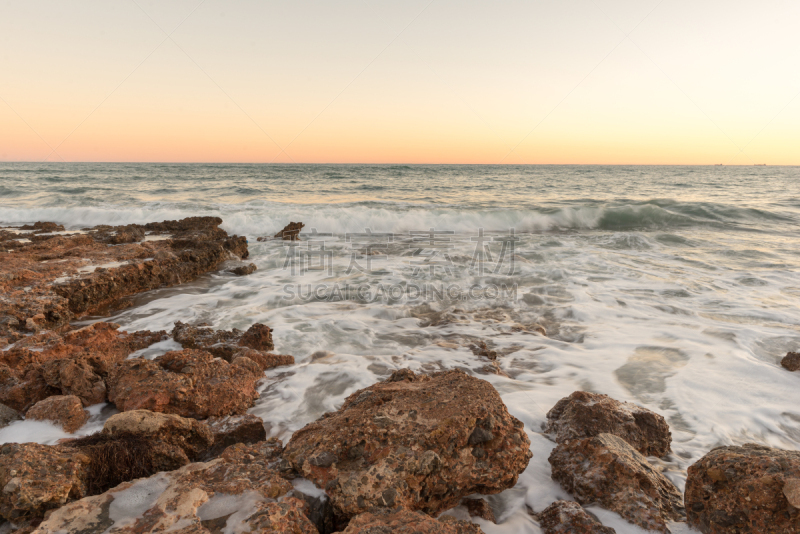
[25,395,88,433]
[685,443,800,534]
[0,218,247,344]
[283,369,532,522]
[0,442,91,521]
[545,391,671,457]
[338,507,484,534]
[536,500,616,534]
[548,433,684,533]
[201,413,266,460]
[102,410,213,460]
[782,352,800,372]
[106,349,262,418]
[274,221,305,240]
[33,441,318,534]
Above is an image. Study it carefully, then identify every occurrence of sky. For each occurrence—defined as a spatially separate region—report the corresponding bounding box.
[1,0,799,164]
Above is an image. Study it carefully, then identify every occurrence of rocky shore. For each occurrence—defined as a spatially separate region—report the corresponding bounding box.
[1,219,798,533]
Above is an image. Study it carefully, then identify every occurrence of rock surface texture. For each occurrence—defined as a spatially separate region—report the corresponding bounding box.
[685,443,800,534]
[283,369,532,522]
[545,391,671,457]
[338,507,483,534]
[202,413,266,460]
[274,221,305,240]
[536,500,616,534]
[107,349,262,418]
[25,395,88,433]
[32,441,318,534]
[548,433,684,533]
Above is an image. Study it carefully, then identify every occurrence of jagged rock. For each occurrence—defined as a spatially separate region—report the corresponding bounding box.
[685,443,800,534]
[232,347,295,371]
[107,349,262,418]
[548,433,684,533]
[338,507,484,534]
[201,413,266,460]
[545,391,671,457]
[283,369,532,522]
[274,221,305,240]
[19,222,64,233]
[462,498,495,523]
[0,323,165,411]
[0,218,247,344]
[25,395,88,433]
[172,321,275,356]
[0,403,21,429]
[0,442,91,521]
[230,263,257,276]
[782,352,800,372]
[536,500,616,534]
[33,441,318,534]
[102,410,213,460]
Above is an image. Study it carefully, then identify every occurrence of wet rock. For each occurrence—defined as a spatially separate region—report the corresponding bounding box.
[545,391,671,457]
[201,413,266,460]
[0,442,91,521]
[172,321,275,356]
[0,323,165,410]
[338,507,484,534]
[107,349,261,418]
[25,395,88,433]
[781,351,800,372]
[462,498,495,523]
[0,403,21,429]
[34,441,318,534]
[19,222,65,233]
[685,443,800,534]
[548,433,684,533]
[469,341,497,360]
[283,369,532,521]
[535,500,616,534]
[102,410,213,460]
[0,218,248,339]
[275,221,305,240]
[233,347,295,371]
[229,262,257,276]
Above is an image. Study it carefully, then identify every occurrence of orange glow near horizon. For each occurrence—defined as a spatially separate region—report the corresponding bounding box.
[1,1,799,165]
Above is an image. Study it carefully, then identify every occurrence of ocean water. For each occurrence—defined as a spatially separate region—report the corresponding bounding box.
[2,163,800,533]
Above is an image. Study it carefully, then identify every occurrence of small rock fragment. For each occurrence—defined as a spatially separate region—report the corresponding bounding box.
[781,351,800,372]
[463,498,496,523]
[536,500,616,534]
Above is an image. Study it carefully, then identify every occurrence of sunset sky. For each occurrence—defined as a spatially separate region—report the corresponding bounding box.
[1,0,798,164]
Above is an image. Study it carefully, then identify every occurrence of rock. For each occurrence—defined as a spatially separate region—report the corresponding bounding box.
[0,442,91,521]
[545,391,671,457]
[535,500,616,534]
[107,349,261,418]
[781,352,800,372]
[283,369,532,522]
[338,507,484,534]
[548,433,684,533]
[33,441,319,534]
[462,498,495,523]
[685,443,800,534]
[25,395,88,433]
[172,321,276,356]
[102,410,213,460]
[275,221,305,240]
[201,413,266,460]
[19,222,65,233]
[233,347,295,371]
[0,323,165,411]
[0,403,21,429]
[230,262,257,276]
[0,218,248,343]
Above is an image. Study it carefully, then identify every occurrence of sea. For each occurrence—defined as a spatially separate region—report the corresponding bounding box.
[1,163,799,533]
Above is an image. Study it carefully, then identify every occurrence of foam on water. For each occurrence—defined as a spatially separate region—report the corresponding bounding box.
[1,163,799,533]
